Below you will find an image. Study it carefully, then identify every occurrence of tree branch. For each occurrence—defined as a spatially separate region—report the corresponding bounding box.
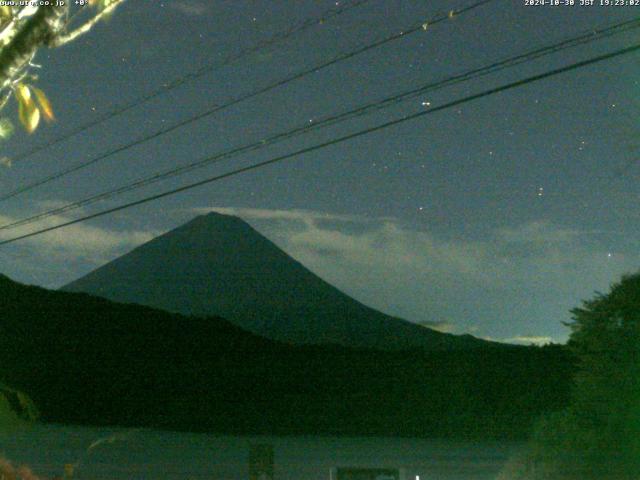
[49,0,126,48]
[0,5,39,48]
[0,6,68,90]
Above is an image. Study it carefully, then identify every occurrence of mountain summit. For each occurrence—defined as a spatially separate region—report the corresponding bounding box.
[64,212,486,350]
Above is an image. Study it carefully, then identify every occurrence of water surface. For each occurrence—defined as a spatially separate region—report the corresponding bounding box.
[0,424,523,480]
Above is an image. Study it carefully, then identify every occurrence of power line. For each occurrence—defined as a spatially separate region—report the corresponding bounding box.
[0,0,495,202]
[1,15,638,232]
[1,42,637,247]
[7,0,374,165]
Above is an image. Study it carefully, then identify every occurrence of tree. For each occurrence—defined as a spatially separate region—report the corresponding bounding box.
[502,272,640,479]
[0,0,125,140]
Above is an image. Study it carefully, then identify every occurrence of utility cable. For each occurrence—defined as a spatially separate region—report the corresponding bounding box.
[1,15,638,232]
[0,41,637,246]
[8,0,374,165]
[0,0,494,201]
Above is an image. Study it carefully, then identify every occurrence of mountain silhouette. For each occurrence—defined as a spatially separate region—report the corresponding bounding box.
[64,212,486,350]
[0,274,573,438]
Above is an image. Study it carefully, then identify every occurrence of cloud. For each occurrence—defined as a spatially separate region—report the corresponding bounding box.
[497,221,579,245]
[192,206,366,225]
[189,206,639,343]
[0,213,154,258]
[503,335,556,346]
[4,203,636,343]
[0,210,156,287]
[416,320,458,334]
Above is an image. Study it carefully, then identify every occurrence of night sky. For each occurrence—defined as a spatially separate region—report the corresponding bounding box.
[0,0,639,344]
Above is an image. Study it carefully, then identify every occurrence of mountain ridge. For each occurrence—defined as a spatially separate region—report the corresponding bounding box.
[63,212,491,351]
[0,274,573,438]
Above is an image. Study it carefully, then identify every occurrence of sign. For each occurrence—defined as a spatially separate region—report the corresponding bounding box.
[249,444,274,480]
[332,467,404,480]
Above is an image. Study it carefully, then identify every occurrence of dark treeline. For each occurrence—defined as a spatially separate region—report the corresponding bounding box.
[503,272,640,479]
[0,275,573,439]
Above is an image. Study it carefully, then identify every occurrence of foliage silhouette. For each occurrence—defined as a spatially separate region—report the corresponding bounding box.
[0,274,572,439]
[501,272,640,479]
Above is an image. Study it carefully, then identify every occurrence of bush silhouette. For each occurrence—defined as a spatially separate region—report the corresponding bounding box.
[502,272,640,479]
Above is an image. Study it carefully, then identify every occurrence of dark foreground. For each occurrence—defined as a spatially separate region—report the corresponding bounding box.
[0,275,572,439]
[1,424,524,480]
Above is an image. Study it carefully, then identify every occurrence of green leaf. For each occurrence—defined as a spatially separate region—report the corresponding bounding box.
[16,83,40,133]
[33,87,54,122]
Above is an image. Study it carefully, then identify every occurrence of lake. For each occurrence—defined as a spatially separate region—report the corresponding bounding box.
[0,424,523,480]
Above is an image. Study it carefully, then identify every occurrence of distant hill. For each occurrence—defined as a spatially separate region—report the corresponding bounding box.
[64,212,489,351]
[0,274,572,438]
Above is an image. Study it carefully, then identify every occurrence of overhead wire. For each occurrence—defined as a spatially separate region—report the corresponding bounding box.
[7,0,375,165]
[0,0,495,201]
[0,41,638,246]
[1,15,638,232]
